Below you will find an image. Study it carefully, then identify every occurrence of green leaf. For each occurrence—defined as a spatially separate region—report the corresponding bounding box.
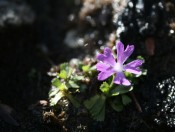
[68,80,79,88]
[92,100,105,121]
[111,86,133,96]
[67,67,73,78]
[89,65,96,71]
[65,93,80,108]
[52,78,67,90]
[52,78,62,88]
[60,83,67,90]
[110,99,123,112]
[124,72,133,78]
[60,63,69,71]
[111,92,119,96]
[50,91,64,106]
[59,63,74,79]
[141,69,147,76]
[110,102,123,112]
[82,65,90,72]
[122,95,132,105]
[137,56,145,61]
[49,88,59,97]
[74,75,84,81]
[100,82,110,95]
[84,95,99,109]
[59,70,67,79]
[84,95,106,121]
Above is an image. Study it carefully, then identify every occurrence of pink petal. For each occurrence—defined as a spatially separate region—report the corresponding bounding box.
[125,59,143,67]
[114,72,131,86]
[97,47,116,66]
[97,68,114,80]
[96,62,110,72]
[125,68,141,75]
[116,41,124,63]
[124,60,143,74]
[116,41,134,64]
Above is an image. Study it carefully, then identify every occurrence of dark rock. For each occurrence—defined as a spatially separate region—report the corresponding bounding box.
[0,0,35,27]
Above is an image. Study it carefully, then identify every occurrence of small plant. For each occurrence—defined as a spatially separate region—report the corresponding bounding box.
[49,41,146,121]
[49,61,95,107]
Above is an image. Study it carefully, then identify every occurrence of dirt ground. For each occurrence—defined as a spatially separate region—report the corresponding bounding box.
[0,0,175,131]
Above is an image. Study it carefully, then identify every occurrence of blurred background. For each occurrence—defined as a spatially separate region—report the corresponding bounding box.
[0,0,175,131]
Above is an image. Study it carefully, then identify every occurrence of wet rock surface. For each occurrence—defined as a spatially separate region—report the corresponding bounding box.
[0,0,175,131]
[155,76,175,128]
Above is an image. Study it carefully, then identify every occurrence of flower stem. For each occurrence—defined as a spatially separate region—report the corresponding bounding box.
[130,91,142,113]
[109,75,114,88]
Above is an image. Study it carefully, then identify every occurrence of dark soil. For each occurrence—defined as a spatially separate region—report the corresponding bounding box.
[0,0,175,131]
[0,0,72,131]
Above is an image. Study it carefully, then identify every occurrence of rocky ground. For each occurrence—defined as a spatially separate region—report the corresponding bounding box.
[0,0,175,131]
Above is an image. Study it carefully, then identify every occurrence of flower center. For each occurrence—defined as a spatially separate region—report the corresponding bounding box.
[114,63,123,72]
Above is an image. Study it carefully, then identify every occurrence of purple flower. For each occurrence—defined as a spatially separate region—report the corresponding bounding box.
[96,41,143,86]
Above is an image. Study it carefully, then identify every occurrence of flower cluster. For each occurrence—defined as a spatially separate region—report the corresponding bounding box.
[96,41,143,86]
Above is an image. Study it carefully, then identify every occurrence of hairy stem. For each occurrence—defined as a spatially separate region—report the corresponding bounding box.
[130,91,142,112]
[109,75,114,88]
